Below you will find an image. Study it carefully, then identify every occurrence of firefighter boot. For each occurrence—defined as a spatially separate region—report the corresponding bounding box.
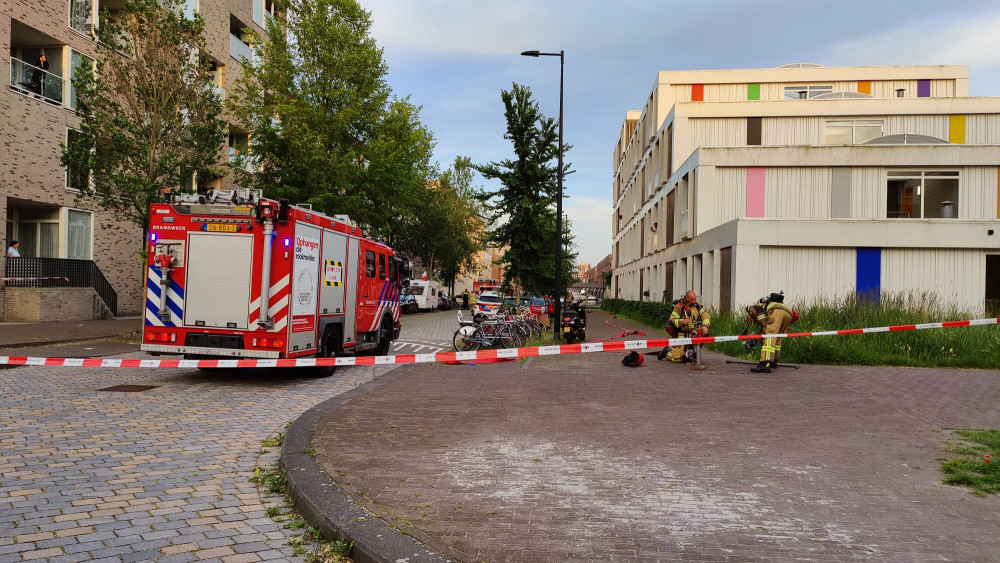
[750,361,772,373]
[657,346,669,361]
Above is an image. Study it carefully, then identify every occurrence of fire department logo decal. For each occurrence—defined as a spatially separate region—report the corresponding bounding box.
[297,271,315,307]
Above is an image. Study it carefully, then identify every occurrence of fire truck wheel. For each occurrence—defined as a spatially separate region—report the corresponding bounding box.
[310,328,340,378]
[374,317,393,356]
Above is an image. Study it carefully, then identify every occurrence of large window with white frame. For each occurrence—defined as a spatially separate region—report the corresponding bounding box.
[784,85,833,99]
[886,170,959,219]
[824,119,884,145]
[7,207,60,258]
[67,209,92,260]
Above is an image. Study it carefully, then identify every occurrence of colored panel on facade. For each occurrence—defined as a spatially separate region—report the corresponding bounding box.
[949,114,966,144]
[917,80,931,98]
[747,83,760,100]
[746,117,762,146]
[858,80,871,95]
[831,167,851,218]
[691,84,704,101]
[746,167,765,218]
[856,248,881,303]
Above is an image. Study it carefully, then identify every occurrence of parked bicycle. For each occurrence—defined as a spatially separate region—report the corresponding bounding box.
[452,311,523,351]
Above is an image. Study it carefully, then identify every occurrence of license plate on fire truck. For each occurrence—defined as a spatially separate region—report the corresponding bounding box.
[204,224,239,232]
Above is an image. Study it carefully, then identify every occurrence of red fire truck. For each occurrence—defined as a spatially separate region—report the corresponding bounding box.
[141,191,401,375]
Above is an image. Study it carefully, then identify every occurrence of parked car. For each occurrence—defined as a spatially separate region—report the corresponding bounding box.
[438,291,454,311]
[527,297,545,316]
[400,292,418,315]
[474,292,503,320]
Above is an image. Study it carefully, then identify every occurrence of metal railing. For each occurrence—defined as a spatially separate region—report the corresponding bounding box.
[4,257,118,316]
[9,57,64,105]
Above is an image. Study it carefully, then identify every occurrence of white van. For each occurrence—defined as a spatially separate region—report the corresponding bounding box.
[408,280,440,311]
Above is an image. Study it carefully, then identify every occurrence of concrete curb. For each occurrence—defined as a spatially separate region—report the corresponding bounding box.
[281,365,450,563]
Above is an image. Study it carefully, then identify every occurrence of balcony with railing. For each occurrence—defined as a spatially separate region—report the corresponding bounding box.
[230,33,254,63]
[8,57,64,105]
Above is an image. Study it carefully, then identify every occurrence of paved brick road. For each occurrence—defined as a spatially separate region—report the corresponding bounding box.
[0,363,402,562]
[315,311,1000,562]
[0,311,459,563]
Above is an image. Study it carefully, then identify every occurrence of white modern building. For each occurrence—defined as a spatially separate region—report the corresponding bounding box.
[611,64,1000,313]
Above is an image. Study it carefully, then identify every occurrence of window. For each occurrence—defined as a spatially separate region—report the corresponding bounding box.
[784,85,833,99]
[69,0,93,36]
[67,209,92,260]
[378,253,386,280]
[182,0,198,19]
[365,250,376,278]
[388,258,398,283]
[68,49,93,111]
[824,119,884,145]
[410,286,424,295]
[65,128,90,191]
[9,207,59,258]
[886,171,959,219]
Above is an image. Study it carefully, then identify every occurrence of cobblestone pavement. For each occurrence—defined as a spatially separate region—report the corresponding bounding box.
[0,312,456,562]
[315,311,1000,562]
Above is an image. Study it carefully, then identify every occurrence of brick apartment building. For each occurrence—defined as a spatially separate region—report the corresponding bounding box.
[1,0,268,320]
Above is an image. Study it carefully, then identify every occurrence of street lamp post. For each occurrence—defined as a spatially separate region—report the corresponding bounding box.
[521,49,564,341]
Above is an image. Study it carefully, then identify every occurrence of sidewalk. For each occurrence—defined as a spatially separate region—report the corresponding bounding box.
[286,311,1000,562]
[0,316,142,348]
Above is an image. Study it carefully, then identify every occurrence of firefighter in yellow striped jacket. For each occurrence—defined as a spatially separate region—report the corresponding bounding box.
[658,290,711,363]
[746,293,798,373]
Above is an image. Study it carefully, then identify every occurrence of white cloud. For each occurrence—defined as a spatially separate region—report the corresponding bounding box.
[829,13,1000,69]
[361,0,634,56]
[363,1,555,55]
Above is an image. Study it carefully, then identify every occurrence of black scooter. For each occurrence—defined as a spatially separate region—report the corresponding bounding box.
[561,300,587,344]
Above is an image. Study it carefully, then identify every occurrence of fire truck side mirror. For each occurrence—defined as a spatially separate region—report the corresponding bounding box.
[277,199,289,224]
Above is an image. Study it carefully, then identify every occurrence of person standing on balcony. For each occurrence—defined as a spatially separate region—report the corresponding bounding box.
[6,241,20,258]
[30,53,49,95]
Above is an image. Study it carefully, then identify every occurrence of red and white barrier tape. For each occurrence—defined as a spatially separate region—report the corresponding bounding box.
[1,277,70,282]
[1,317,997,369]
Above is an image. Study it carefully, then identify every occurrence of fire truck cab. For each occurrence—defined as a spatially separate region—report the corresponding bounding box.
[141,191,401,373]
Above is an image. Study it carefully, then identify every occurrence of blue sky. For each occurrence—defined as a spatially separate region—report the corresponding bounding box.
[361,0,1000,266]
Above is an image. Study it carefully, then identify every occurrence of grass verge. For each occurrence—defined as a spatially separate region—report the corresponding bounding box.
[940,429,1000,496]
[602,295,1000,369]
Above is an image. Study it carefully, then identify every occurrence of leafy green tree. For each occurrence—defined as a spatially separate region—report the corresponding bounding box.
[475,83,576,296]
[428,158,485,290]
[62,0,226,232]
[227,0,433,240]
[393,157,484,289]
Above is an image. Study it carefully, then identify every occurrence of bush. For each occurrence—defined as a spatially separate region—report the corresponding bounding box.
[602,295,1000,369]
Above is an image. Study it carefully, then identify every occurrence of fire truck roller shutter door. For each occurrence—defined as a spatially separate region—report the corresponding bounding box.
[320,231,348,314]
[319,230,349,355]
[344,236,360,344]
[184,233,253,329]
[288,223,322,353]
